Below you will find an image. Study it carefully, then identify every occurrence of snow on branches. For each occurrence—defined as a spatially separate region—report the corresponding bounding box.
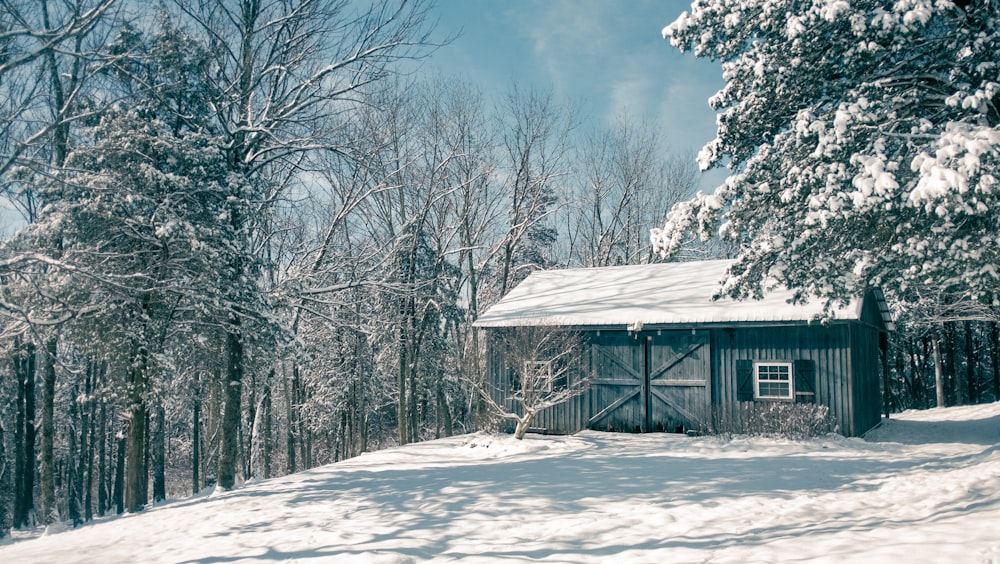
[653,0,1000,305]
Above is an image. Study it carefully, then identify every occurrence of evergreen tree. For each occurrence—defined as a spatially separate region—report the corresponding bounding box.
[652,0,1000,306]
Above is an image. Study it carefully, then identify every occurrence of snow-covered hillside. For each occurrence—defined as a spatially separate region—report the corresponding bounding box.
[2,403,999,563]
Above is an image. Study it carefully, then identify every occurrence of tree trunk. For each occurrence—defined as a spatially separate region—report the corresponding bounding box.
[68,391,81,526]
[407,352,419,444]
[933,333,946,408]
[12,339,35,528]
[152,403,166,503]
[513,416,532,440]
[945,322,960,404]
[192,387,201,494]
[125,342,149,513]
[301,424,312,470]
[206,368,221,486]
[248,386,269,480]
[991,322,1000,402]
[83,363,96,522]
[284,365,296,474]
[97,398,110,517]
[262,377,272,479]
[397,329,409,446]
[964,321,978,404]
[143,410,150,504]
[218,328,244,490]
[295,369,311,469]
[435,379,453,438]
[0,420,10,538]
[97,400,107,517]
[40,337,57,525]
[113,430,125,514]
[124,397,147,512]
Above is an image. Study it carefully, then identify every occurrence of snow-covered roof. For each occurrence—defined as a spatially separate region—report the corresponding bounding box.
[474,260,863,328]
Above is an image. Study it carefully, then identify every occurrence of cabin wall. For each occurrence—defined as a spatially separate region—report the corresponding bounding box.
[849,323,883,436]
[710,323,881,437]
[486,321,883,438]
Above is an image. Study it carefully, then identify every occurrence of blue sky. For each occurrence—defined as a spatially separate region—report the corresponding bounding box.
[426,0,725,187]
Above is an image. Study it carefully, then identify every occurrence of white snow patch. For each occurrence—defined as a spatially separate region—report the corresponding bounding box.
[1,403,999,563]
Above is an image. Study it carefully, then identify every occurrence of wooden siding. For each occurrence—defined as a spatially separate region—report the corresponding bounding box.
[485,313,885,438]
[849,323,883,436]
[711,324,859,435]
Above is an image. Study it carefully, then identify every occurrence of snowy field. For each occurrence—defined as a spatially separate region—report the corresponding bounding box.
[2,403,999,563]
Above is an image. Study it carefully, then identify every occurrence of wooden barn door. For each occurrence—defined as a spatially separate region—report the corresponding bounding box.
[646,331,710,433]
[589,333,646,432]
[588,330,710,433]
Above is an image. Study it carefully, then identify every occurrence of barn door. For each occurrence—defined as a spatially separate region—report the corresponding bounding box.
[646,331,710,432]
[588,331,710,433]
[588,333,646,432]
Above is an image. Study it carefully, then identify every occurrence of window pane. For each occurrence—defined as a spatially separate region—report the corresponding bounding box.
[756,363,792,398]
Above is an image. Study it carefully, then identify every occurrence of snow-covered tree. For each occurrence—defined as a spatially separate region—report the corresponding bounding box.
[652,0,1000,306]
[170,0,436,488]
[19,108,246,512]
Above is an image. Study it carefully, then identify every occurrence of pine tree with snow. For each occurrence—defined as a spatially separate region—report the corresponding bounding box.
[652,0,1000,306]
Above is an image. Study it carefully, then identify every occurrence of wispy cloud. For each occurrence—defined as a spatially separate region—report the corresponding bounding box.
[502,1,721,144]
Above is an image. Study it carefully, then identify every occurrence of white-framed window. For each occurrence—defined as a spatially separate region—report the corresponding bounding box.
[522,360,554,393]
[754,361,793,400]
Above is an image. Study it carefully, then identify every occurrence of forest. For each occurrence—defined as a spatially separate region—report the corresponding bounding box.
[1,0,998,536]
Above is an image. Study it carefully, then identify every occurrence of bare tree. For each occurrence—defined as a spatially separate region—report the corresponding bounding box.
[494,85,575,297]
[477,326,590,439]
[562,114,697,267]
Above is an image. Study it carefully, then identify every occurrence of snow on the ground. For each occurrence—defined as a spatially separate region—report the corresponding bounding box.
[2,403,999,563]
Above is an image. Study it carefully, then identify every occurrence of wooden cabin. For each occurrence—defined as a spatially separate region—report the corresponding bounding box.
[473,260,893,437]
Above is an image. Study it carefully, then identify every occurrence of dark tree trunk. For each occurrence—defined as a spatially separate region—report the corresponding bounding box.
[0,421,10,538]
[218,328,244,490]
[124,403,147,513]
[143,411,150,504]
[97,400,107,517]
[964,321,978,404]
[206,368,221,487]
[152,403,166,503]
[300,417,312,470]
[67,383,81,527]
[933,333,945,408]
[192,386,201,494]
[285,365,296,474]
[40,337,57,525]
[12,339,35,528]
[82,362,95,522]
[113,430,125,514]
[436,379,453,438]
[125,355,149,513]
[991,322,1000,402]
[944,322,959,405]
[295,365,310,469]
[12,350,25,529]
[247,373,272,479]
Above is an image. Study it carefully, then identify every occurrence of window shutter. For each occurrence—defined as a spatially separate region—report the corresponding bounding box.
[793,359,816,403]
[736,360,754,401]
